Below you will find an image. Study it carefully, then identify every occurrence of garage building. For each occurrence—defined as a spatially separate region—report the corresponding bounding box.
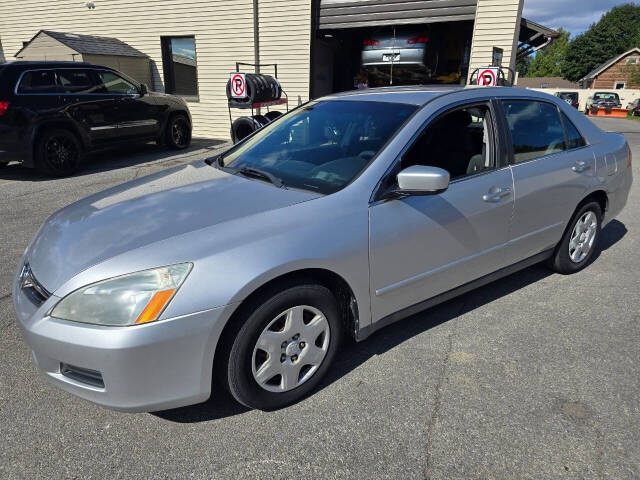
[0,0,553,139]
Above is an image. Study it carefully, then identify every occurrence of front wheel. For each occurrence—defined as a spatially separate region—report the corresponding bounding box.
[225,284,343,410]
[165,114,191,149]
[549,201,602,274]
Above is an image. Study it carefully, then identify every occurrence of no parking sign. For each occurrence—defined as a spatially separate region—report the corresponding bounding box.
[477,67,499,87]
[230,73,247,98]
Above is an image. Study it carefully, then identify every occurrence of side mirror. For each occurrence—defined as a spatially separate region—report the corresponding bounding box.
[139,83,148,96]
[387,165,450,197]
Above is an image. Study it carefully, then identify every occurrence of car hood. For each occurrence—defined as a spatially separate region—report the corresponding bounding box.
[26,162,321,292]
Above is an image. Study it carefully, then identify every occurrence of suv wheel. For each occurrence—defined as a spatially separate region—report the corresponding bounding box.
[224,284,343,410]
[35,128,82,177]
[549,201,602,274]
[166,114,191,149]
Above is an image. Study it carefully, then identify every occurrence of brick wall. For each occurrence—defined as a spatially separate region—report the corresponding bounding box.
[593,51,640,89]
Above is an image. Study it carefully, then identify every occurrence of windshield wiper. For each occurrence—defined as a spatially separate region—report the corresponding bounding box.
[236,167,286,188]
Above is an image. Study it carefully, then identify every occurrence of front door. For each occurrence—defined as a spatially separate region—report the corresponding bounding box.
[94,70,160,139]
[369,102,514,322]
[500,100,595,265]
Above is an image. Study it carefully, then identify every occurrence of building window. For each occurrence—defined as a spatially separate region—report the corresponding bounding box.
[615,82,626,89]
[492,47,504,67]
[627,57,638,65]
[160,36,198,99]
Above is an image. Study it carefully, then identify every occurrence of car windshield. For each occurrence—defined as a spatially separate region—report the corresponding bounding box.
[220,100,417,194]
[594,93,619,101]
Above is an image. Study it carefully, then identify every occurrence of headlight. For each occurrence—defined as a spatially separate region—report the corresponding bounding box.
[50,263,192,326]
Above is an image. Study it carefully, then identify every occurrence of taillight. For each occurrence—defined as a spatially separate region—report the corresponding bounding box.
[0,101,9,117]
[363,39,380,47]
[407,36,429,45]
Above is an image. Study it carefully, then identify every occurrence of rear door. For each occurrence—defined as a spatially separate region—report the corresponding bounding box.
[57,68,119,144]
[500,99,594,264]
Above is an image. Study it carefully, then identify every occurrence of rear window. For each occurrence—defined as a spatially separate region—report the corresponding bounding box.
[58,69,99,94]
[17,70,59,94]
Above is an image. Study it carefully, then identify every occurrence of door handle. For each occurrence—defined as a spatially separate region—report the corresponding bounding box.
[572,161,591,173]
[482,186,512,202]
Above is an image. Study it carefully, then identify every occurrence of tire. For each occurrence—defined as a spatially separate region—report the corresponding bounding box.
[230,116,259,143]
[548,201,602,274]
[252,114,270,127]
[165,114,191,150]
[35,128,82,177]
[264,111,283,122]
[224,284,343,410]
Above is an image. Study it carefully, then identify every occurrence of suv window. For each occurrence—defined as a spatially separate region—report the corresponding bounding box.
[57,69,99,94]
[17,70,59,94]
[502,100,566,163]
[561,113,586,150]
[95,70,138,95]
[400,103,495,180]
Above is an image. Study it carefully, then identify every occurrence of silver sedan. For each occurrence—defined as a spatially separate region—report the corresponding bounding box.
[13,86,632,412]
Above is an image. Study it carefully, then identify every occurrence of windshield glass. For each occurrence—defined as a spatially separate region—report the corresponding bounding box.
[594,92,619,101]
[221,100,417,194]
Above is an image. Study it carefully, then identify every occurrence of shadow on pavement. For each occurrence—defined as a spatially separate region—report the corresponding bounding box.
[0,138,227,182]
[152,220,627,423]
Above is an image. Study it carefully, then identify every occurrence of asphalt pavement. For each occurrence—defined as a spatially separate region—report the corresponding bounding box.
[1,119,638,480]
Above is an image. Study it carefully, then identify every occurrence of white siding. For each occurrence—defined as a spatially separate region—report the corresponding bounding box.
[468,0,523,80]
[0,0,312,139]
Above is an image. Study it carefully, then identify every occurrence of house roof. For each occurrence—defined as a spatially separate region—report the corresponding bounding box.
[15,30,147,58]
[517,77,579,89]
[579,47,640,82]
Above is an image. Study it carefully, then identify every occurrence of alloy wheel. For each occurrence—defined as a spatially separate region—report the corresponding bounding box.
[252,305,330,393]
[171,118,189,147]
[45,136,78,170]
[569,210,597,263]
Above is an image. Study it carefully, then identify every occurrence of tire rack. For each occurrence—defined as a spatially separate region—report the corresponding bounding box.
[227,62,289,129]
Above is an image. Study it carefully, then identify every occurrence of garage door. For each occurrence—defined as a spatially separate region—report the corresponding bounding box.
[319,0,478,29]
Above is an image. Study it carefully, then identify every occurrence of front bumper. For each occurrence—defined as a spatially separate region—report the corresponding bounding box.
[13,274,230,412]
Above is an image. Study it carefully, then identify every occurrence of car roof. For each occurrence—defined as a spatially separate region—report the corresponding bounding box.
[3,61,95,70]
[319,85,564,106]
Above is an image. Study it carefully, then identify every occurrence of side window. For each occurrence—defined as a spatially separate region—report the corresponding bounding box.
[95,71,138,95]
[561,113,586,150]
[17,70,58,94]
[57,69,99,94]
[502,100,566,163]
[400,103,495,180]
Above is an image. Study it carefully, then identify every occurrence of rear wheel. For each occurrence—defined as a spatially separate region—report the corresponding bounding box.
[549,201,602,274]
[224,284,343,410]
[166,114,191,149]
[35,128,81,177]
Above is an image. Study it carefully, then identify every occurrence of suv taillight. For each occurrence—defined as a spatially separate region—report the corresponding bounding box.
[407,36,429,45]
[0,101,9,117]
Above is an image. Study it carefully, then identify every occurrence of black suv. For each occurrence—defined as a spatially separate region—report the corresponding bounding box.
[0,61,192,176]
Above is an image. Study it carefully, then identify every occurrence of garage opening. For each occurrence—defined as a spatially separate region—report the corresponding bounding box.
[311,0,476,98]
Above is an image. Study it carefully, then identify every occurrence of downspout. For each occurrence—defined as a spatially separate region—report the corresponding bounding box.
[253,0,260,74]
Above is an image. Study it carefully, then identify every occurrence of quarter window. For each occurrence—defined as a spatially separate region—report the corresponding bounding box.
[95,70,138,94]
[57,69,98,94]
[17,70,58,94]
[502,100,566,163]
[561,113,586,150]
[160,36,198,98]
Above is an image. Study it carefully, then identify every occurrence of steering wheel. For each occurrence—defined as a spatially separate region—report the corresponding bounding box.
[358,150,376,161]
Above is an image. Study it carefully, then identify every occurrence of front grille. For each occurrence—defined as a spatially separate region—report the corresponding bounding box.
[60,363,105,388]
[19,263,51,306]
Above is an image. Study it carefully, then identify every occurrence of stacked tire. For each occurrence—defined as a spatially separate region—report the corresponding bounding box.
[231,111,284,144]
[226,73,282,105]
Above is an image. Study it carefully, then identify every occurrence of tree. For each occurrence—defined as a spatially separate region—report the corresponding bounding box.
[563,3,640,82]
[526,28,570,77]
[516,55,531,77]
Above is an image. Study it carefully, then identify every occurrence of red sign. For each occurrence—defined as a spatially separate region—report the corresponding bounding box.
[477,68,498,87]
[230,73,247,98]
